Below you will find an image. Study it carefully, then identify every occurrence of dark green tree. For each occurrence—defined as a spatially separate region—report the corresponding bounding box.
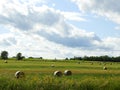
[16,53,23,60]
[1,51,8,60]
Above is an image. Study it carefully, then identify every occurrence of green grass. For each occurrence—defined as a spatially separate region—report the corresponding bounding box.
[0,60,120,90]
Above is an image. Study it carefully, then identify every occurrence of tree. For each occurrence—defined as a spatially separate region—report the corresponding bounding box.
[16,53,24,60]
[65,57,69,60]
[1,51,8,60]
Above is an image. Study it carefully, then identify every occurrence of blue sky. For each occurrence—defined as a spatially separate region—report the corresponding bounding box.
[0,0,120,58]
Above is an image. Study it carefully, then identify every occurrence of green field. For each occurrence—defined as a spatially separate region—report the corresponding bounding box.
[0,59,120,90]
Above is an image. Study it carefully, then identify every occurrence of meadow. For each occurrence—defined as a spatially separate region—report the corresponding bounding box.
[0,59,120,90]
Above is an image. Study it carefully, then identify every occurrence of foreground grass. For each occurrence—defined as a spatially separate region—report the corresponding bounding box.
[0,75,120,90]
[0,60,120,90]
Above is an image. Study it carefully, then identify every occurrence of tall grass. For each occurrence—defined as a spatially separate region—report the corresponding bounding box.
[0,75,120,90]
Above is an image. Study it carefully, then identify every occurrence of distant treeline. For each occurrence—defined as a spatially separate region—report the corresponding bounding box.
[70,55,120,62]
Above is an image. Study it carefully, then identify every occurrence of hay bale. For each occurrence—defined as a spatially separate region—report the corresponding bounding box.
[4,60,7,63]
[91,62,93,65]
[51,64,55,67]
[15,71,25,78]
[103,66,107,70]
[54,71,62,77]
[110,63,112,65]
[104,63,106,66]
[64,70,72,76]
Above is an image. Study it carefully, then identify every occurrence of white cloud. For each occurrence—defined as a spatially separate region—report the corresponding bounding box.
[102,37,120,50]
[72,0,120,24]
[0,5,61,30]
[61,12,86,21]
[0,33,16,46]
[0,0,100,48]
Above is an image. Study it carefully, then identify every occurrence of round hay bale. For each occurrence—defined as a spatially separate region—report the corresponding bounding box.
[51,64,55,67]
[64,70,72,76]
[103,66,107,70]
[15,71,25,78]
[54,71,62,77]
[4,60,7,63]
[104,63,106,66]
[91,62,93,65]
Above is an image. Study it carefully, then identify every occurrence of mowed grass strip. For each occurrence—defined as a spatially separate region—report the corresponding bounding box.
[0,60,120,75]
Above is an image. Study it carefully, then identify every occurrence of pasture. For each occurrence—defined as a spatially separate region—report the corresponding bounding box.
[0,59,120,90]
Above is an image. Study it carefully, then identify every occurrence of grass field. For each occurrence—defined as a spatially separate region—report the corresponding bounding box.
[0,59,120,90]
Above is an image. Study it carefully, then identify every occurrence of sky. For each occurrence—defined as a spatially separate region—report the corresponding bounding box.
[0,0,120,58]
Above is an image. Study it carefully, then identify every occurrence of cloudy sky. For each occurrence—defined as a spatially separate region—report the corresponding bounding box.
[0,0,120,58]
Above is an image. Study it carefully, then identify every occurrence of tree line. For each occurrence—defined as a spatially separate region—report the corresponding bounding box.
[1,50,120,62]
[0,51,24,60]
[70,55,120,62]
